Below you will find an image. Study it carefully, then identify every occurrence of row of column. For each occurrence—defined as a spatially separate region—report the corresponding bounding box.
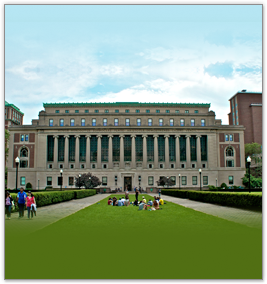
[52,135,203,169]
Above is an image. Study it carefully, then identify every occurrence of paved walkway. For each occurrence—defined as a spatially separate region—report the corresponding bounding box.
[5,194,110,236]
[161,194,262,229]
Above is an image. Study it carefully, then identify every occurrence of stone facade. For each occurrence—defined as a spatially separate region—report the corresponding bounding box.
[5,101,24,129]
[7,102,246,190]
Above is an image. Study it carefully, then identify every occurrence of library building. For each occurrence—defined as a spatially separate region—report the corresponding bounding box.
[7,102,246,191]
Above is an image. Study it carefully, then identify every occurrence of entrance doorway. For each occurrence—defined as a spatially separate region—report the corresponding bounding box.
[124,177,132,191]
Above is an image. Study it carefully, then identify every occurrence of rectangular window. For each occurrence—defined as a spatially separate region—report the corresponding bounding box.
[229,176,234,185]
[112,135,120,161]
[101,136,109,162]
[191,119,195,126]
[103,118,107,126]
[225,134,229,141]
[159,118,163,126]
[47,135,54,162]
[148,176,154,186]
[95,110,99,113]
[92,119,96,126]
[226,160,234,167]
[125,118,130,126]
[194,110,198,113]
[21,135,24,142]
[166,110,170,113]
[203,176,208,185]
[25,135,29,141]
[182,176,187,185]
[47,177,52,186]
[60,119,64,126]
[125,109,129,113]
[55,110,59,113]
[49,119,53,127]
[20,176,26,186]
[85,110,89,113]
[148,119,152,126]
[70,119,75,126]
[69,177,74,186]
[156,110,160,113]
[137,118,141,126]
[136,109,140,113]
[115,109,119,113]
[180,119,185,126]
[170,119,174,126]
[185,110,189,113]
[146,109,150,113]
[65,110,69,113]
[81,119,85,126]
[104,109,109,113]
[75,110,79,113]
[102,176,107,186]
[175,110,179,113]
[201,119,205,126]
[79,136,86,162]
[192,176,198,185]
[229,135,233,141]
[114,118,118,126]
[136,135,143,161]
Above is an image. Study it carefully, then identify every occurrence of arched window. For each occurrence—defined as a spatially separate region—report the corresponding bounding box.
[20,148,28,157]
[226,147,234,157]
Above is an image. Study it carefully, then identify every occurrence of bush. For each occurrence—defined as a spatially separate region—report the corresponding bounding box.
[8,189,97,213]
[161,189,262,209]
[26,182,32,189]
[242,174,262,189]
[220,183,228,190]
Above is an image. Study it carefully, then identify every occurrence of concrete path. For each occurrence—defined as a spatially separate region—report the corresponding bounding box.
[161,194,262,229]
[5,193,110,236]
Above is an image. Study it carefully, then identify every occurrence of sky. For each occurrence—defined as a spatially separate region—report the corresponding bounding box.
[5,4,262,125]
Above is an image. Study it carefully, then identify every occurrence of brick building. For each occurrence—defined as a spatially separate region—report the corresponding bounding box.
[5,101,24,129]
[228,90,262,145]
[7,102,246,190]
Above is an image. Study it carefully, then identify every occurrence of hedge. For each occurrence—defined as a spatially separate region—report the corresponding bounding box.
[161,189,262,209]
[8,189,96,213]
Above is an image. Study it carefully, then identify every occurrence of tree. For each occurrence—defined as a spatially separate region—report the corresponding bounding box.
[245,142,262,163]
[242,173,262,189]
[156,176,175,187]
[5,129,10,163]
[74,173,101,189]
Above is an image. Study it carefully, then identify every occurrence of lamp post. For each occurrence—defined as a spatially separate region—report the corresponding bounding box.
[216,178,217,188]
[247,156,251,193]
[60,169,63,191]
[15,157,20,190]
[166,176,169,188]
[179,174,181,189]
[78,174,81,189]
[88,177,91,189]
[199,169,202,191]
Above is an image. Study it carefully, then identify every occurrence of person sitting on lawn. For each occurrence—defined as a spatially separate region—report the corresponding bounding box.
[159,198,164,205]
[121,196,126,206]
[142,196,146,204]
[108,198,113,205]
[153,200,161,210]
[147,199,153,206]
[125,197,130,207]
[118,198,123,206]
[133,199,138,206]
[112,197,117,206]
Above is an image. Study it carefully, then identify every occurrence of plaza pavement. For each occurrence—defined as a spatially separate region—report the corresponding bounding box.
[5,193,262,237]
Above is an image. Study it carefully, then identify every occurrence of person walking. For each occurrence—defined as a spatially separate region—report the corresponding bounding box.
[135,188,139,202]
[158,188,161,197]
[15,187,27,218]
[25,191,36,219]
[5,191,13,220]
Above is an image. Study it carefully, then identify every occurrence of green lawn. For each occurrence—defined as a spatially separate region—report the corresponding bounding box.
[5,194,262,279]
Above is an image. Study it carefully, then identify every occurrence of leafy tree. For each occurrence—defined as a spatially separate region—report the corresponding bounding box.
[75,173,101,189]
[156,176,175,187]
[245,142,262,162]
[5,129,10,162]
[26,182,32,189]
[242,173,262,189]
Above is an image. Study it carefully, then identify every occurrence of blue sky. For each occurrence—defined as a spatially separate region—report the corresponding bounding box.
[5,5,262,124]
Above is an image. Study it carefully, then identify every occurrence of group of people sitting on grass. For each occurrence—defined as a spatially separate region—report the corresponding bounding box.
[107,195,164,211]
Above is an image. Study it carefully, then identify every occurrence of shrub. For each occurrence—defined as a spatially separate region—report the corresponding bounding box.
[73,189,96,199]
[242,174,262,189]
[26,182,32,189]
[220,183,228,190]
[161,189,262,209]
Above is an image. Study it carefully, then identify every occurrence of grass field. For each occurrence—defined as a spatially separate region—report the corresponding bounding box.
[5,194,262,279]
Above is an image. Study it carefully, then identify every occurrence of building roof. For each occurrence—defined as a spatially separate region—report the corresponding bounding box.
[5,101,24,115]
[228,90,262,101]
[43,102,211,108]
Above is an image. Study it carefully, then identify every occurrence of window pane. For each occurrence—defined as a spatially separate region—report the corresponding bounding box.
[69,136,75,161]
[20,176,26,186]
[170,119,174,126]
[60,119,64,126]
[112,136,120,161]
[114,118,118,126]
[101,136,109,162]
[47,177,52,186]
[201,119,205,126]
[92,119,96,126]
[148,176,154,185]
[203,176,208,185]
[124,135,131,161]
[49,119,53,127]
[69,177,74,186]
[192,176,197,185]
[126,119,130,126]
[136,135,143,161]
[79,136,86,162]
[25,135,29,141]
[191,119,195,126]
[103,119,107,126]
[102,177,107,186]
[159,119,163,126]
[81,119,85,126]
[21,135,24,141]
[90,135,97,162]
[180,119,184,126]
[70,119,75,126]
[229,176,234,185]
[182,176,187,185]
[47,136,54,162]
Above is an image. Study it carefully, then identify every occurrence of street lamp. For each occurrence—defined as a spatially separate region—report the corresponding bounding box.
[60,169,63,191]
[88,177,91,189]
[179,174,181,190]
[15,157,20,190]
[216,178,217,188]
[247,156,251,193]
[199,169,202,191]
[78,174,81,189]
[166,176,169,188]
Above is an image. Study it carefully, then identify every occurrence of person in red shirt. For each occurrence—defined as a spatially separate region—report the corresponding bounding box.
[25,191,36,219]
[108,198,113,205]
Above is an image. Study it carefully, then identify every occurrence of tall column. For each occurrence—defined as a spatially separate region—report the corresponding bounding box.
[53,135,58,169]
[75,135,80,169]
[131,135,136,169]
[108,135,113,169]
[142,135,147,169]
[197,135,202,168]
[97,135,102,169]
[186,135,191,168]
[154,135,158,169]
[86,135,91,169]
[165,135,169,169]
[64,135,69,169]
[175,135,180,168]
[119,135,124,169]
